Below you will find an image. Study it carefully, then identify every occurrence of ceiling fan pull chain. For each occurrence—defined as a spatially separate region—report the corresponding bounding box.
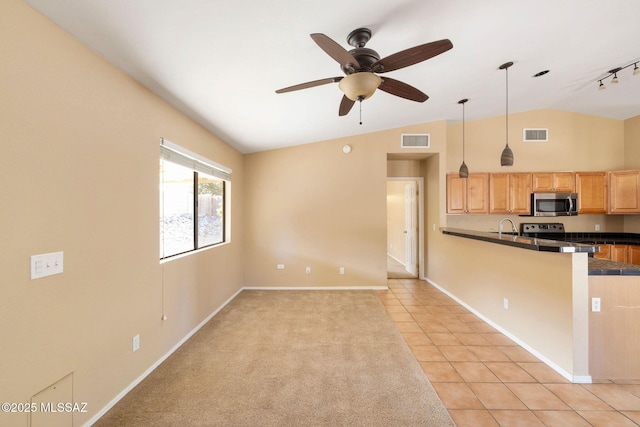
[358,96,363,125]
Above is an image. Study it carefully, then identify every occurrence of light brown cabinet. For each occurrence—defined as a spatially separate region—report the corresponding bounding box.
[627,246,640,265]
[593,244,640,266]
[609,170,640,214]
[594,244,611,260]
[446,173,489,214]
[532,172,576,192]
[489,173,532,214]
[611,245,629,263]
[576,172,608,214]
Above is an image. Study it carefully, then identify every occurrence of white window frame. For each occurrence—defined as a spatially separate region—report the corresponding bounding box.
[160,138,231,261]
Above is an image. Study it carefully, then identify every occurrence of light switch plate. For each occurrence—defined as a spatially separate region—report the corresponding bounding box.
[31,252,64,280]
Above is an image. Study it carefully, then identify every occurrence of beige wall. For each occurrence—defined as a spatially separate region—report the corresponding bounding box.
[243,121,447,288]
[623,115,640,232]
[624,115,640,169]
[0,1,244,425]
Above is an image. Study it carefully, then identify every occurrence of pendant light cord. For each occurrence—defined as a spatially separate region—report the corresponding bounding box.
[462,101,465,160]
[505,66,509,148]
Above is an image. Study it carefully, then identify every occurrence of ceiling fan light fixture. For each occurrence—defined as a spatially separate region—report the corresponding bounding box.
[338,72,382,101]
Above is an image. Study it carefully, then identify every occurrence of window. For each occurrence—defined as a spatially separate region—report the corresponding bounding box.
[160,139,230,259]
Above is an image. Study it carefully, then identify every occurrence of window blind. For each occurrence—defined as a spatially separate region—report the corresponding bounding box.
[160,138,231,181]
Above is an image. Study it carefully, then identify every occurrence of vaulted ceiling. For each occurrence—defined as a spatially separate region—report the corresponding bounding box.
[24,0,640,153]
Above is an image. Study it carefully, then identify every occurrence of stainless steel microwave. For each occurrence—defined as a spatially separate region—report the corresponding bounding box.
[531,192,578,216]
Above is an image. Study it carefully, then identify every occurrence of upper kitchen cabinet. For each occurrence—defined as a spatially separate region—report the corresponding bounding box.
[576,172,608,214]
[532,172,576,192]
[447,173,489,214]
[609,170,640,214]
[489,173,532,214]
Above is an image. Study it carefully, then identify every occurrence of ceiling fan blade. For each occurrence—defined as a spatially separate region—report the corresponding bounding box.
[276,77,342,94]
[378,77,428,102]
[372,39,453,73]
[310,33,360,71]
[338,95,355,116]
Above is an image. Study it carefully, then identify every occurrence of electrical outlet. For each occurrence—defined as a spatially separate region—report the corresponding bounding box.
[339,267,345,275]
[503,298,509,310]
[277,264,285,269]
[305,267,311,274]
[592,297,601,312]
[595,224,601,231]
[132,334,140,352]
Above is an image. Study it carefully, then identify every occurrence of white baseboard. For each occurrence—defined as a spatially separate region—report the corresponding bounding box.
[84,285,388,425]
[424,277,592,385]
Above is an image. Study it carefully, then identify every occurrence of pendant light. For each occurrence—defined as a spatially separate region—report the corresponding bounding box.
[458,98,469,178]
[499,61,514,167]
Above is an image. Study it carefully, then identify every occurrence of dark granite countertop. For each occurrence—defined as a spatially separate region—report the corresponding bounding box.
[441,228,640,276]
[441,228,598,253]
[587,258,640,276]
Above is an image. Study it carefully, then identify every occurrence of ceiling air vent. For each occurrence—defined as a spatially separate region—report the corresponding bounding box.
[523,128,548,142]
[401,134,430,148]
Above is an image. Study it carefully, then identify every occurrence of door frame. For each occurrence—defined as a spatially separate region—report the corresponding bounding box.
[387,177,425,279]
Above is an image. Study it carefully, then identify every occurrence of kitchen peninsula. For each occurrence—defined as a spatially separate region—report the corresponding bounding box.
[436,227,640,382]
[441,227,640,275]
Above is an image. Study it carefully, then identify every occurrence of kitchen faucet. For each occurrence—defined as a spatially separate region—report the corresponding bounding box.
[498,218,518,237]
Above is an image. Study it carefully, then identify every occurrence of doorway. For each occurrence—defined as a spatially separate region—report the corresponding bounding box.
[387,178,422,279]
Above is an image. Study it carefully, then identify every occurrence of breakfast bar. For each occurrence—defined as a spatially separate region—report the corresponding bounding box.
[438,227,640,380]
[441,227,640,275]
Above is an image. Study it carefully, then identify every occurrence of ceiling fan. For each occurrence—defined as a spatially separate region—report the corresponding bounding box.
[275,28,453,118]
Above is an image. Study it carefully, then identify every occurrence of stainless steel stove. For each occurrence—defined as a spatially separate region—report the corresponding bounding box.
[520,222,565,238]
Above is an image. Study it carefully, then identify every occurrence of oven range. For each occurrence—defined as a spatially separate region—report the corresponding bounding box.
[520,223,566,240]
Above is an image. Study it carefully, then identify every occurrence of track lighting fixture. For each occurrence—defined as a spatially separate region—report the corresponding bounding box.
[499,61,514,167]
[597,61,639,90]
[458,98,469,178]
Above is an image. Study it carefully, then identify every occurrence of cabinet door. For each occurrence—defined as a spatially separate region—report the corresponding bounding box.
[611,245,628,263]
[532,172,575,192]
[628,246,640,266]
[593,244,611,260]
[489,173,509,213]
[509,173,533,214]
[553,172,576,192]
[446,174,467,214]
[609,170,640,214]
[532,173,554,192]
[576,172,608,214]
[466,173,489,214]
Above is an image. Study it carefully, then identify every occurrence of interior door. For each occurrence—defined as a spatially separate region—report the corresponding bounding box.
[404,182,418,276]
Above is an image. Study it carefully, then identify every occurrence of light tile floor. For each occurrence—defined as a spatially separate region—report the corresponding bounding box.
[379,278,640,427]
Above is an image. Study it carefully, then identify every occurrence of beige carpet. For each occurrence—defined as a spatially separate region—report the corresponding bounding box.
[95,290,454,426]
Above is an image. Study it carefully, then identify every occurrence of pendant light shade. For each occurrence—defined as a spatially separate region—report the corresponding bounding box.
[499,61,514,167]
[458,98,469,178]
